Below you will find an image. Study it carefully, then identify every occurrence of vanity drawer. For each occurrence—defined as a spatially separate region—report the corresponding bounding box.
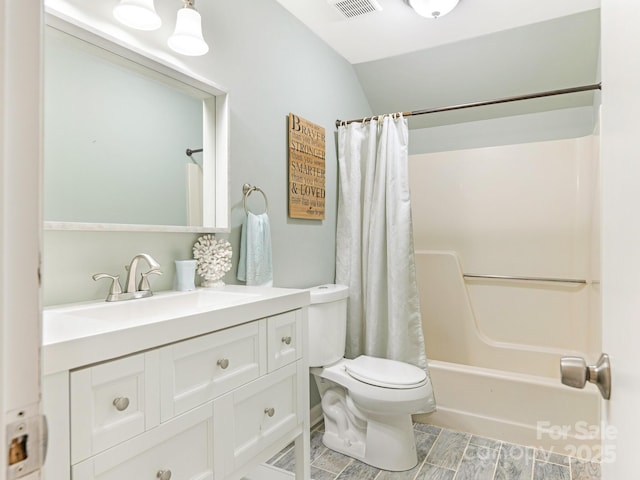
[267,310,303,372]
[213,362,303,477]
[70,352,160,464]
[72,402,213,480]
[160,320,267,421]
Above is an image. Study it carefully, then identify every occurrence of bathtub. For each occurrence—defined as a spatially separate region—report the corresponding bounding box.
[413,251,601,454]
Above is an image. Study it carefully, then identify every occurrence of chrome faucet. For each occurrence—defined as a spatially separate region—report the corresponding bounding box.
[93,253,162,302]
[124,253,161,295]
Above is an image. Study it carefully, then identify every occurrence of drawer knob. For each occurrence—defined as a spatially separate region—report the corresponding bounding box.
[264,407,275,417]
[157,470,172,480]
[217,358,230,369]
[281,336,292,345]
[112,397,130,411]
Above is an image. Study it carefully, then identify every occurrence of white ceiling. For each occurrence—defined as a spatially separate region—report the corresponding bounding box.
[274,0,601,64]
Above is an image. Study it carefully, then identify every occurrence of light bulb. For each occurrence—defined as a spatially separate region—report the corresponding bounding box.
[168,5,209,56]
[113,0,161,31]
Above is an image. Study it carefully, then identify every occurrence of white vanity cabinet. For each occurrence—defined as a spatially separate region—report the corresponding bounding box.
[72,403,214,480]
[213,362,305,477]
[42,287,310,480]
[267,310,303,372]
[70,351,161,464]
[160,320,267,422]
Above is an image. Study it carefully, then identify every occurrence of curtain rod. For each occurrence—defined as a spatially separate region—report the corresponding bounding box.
[335,83,602,129]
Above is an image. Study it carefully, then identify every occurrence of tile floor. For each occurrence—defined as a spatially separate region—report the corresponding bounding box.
[268,422,601,480]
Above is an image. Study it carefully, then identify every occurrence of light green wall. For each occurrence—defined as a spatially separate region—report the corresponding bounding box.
[408,106,597,155]
[42,0,372,306]
[44,28,203,226]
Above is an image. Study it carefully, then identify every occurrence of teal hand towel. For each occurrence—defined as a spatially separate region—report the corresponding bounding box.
[237,212,273,286]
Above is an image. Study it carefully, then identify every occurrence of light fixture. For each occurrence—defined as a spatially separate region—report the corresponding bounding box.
[408,0,459,19]
[113,0,162,31]
[168,0,209,57]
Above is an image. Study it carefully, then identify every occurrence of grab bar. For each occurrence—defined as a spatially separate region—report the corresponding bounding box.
[463,274,587,285]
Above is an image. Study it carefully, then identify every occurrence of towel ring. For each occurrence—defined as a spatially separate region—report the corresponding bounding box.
[242,183,268,215]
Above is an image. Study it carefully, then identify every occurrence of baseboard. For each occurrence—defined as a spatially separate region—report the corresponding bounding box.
[310,402,323,428]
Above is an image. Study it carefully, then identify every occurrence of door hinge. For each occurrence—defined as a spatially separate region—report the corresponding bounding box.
[6,414,48,479]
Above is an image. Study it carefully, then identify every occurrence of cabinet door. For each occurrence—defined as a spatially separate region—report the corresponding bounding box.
[160,320,266,421]
[72,402,213,480]
[213,362,300,477]
[267,310,302,372]
[70,351,160,464]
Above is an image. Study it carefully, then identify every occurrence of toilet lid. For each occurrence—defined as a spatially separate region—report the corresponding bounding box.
[345,356,427,389]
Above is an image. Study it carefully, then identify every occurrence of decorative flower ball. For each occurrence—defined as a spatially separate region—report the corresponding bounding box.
[193,234,233,287]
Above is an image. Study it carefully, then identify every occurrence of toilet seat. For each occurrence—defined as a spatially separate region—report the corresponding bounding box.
[345,355,427,389]
[312,357,436,415]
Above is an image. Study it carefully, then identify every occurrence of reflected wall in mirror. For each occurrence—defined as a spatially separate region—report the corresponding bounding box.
[43,15,229,232]
[45,27,203,226]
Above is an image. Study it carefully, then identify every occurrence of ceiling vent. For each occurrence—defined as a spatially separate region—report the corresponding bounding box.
[328,0,383,18]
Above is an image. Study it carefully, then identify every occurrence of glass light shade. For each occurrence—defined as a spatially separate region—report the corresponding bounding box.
[409,0,459,18]
[168,7,209,56]
[113,0,162,31]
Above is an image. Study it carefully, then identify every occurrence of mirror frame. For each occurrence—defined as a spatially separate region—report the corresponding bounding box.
[43,12,229,233]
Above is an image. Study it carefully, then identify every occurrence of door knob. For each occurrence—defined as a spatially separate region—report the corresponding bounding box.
[560,353,611,400]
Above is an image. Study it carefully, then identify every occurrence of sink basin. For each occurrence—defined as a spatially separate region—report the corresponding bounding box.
[63,289,261,322]
[42,287,266,345]
[45,290,261,323]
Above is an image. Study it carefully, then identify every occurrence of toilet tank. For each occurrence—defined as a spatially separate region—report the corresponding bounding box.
[308,284,349,367]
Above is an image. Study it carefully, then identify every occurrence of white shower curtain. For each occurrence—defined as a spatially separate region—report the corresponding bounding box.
[336,114,428,370]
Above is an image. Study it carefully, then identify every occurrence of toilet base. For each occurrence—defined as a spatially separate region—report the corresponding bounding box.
[312,363,424,472]
[321,412,418,472]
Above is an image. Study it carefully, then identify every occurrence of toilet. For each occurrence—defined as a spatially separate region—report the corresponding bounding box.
[308,284,435,472]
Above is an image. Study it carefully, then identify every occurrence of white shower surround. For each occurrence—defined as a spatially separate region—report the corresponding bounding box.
[410,135,602,453]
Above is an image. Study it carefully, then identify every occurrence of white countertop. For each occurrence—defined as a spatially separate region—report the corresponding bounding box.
[42,285,310,375]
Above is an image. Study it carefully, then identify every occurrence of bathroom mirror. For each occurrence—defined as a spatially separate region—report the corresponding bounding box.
[43,15,229,232]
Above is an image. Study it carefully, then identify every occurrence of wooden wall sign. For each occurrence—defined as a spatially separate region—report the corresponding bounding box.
[288,113,326,219]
